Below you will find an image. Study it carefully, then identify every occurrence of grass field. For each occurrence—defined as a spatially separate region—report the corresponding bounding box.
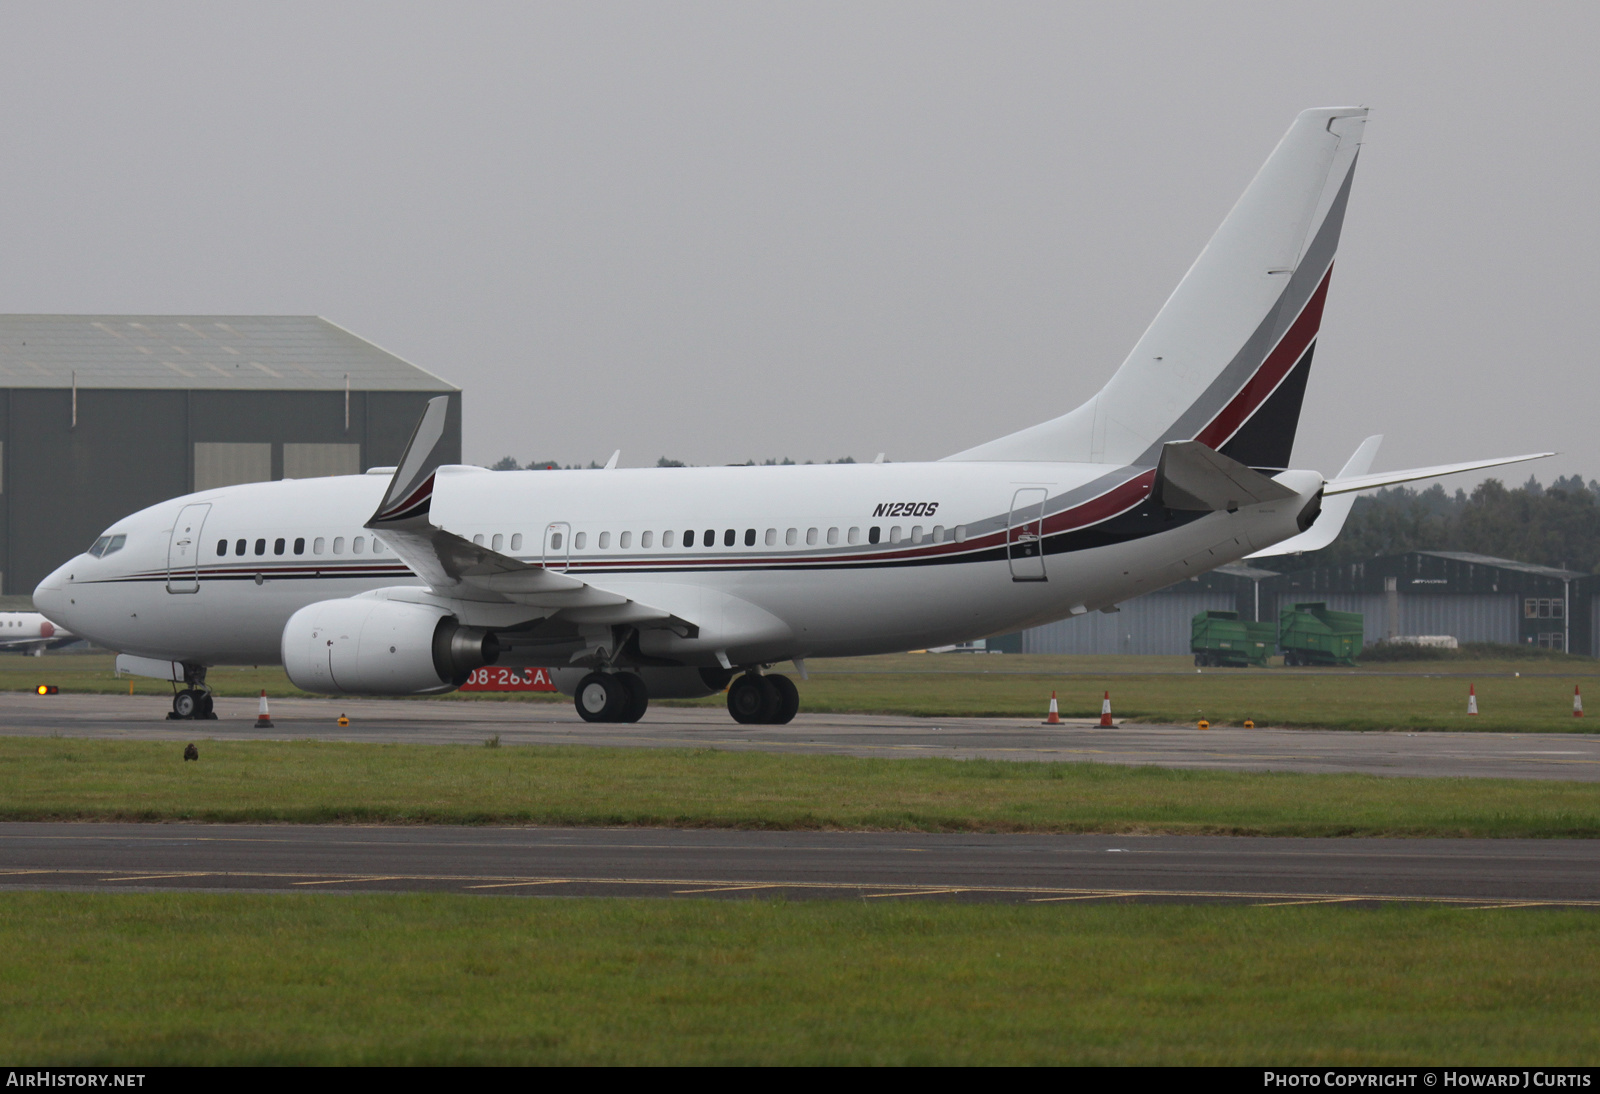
[5,737,1599,836]
[1,892,1595,1065]
[15,651,1600,732]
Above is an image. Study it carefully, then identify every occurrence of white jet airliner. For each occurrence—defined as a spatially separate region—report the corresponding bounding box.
[34,107,1549,723]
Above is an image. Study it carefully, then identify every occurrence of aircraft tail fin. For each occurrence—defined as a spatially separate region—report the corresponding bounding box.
[947,107,1367,468]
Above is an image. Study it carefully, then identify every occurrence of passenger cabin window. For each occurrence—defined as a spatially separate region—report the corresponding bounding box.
[765,529,776,546]
[274,538,286,556]
[641,531,653,548]
[826,527,839,545]
[333,537,345,555]
[313,537,326,554]
[684,530,695,547]
[216,539,227,556]
[575,532,587,549]
[473,534,484,546]
[491,534,503,552]
[511,534,523,552]
[848,527,860,544]
[744,529,755,547]
[620,531,632,549]
[954,525,967,542]
[868,526,880,544]
[598,532,610,549]
[235,539,246,556]
[786,528,797,546]
[806,528,818,546]
[294,538,305,555]
[724,529,736,547]
[890,526,902,543]
[932,525,945,543]
[353,536,365,555]
[550,532,563,550]
[911,526,923,544]
[662,530,676,548]
[255,538,266,556]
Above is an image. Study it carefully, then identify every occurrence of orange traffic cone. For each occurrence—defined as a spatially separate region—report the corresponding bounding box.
[1043,691,1061,725]
[255,689,274,728]
[1467,684,1478,716]
[1576,685,1584,718]
[1099,691,1113,727]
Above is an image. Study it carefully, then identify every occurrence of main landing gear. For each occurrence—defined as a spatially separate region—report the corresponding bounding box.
[727,672,799,725]
[574,671,649,723]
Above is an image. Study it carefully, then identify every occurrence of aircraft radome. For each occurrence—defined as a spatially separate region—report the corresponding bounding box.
[35,107,1550,724]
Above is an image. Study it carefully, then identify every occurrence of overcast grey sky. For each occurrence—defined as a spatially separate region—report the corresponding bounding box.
[0,2,1594,484]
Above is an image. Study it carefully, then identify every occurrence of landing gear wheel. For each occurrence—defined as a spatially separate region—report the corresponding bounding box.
[170,689,199,719]
[728,673,780,724]
[198,693,216,719]
[575,672,626,723]
[767,673,799,724]
[617,673,649,723]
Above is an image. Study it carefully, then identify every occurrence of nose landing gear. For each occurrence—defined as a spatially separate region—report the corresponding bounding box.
[727,672,799,725]
[168,688,215,720]
[166,664,217,721]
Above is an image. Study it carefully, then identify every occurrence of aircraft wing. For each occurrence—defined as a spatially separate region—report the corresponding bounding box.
[1249,442,1552,558]
[1322,451,1554,496]
[365,397,687,624]
[1154,440,1300,511]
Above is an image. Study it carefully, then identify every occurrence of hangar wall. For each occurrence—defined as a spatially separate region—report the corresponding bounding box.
[0,317,461,596]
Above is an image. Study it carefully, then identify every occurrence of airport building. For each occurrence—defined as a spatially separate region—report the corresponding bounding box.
[1019,563,1278,656]
[1018,551,1595,657]
[0,315,460,596]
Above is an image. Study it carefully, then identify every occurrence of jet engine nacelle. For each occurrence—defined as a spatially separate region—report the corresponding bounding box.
[282,597,500,695]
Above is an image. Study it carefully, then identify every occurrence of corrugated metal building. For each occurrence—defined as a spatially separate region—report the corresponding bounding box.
[1267,552,1587,653]
[0,316,460,595]
[1022,563,1278,655]
[1020,551,1594,656]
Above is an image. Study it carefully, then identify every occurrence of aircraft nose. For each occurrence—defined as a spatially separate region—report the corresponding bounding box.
[32,560,75,623]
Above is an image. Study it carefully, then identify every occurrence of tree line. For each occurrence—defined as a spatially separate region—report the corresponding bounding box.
[1282,475,1600,574]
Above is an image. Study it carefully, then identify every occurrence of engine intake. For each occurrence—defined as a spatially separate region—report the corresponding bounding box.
[283,597,500,695]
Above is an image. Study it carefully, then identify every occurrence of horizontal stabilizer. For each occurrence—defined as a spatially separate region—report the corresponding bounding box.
[1324,451,1554,496]
[1155,440,1299,512]
[1247,435,1380,557]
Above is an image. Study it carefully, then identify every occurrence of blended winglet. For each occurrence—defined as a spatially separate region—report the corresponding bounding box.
[1247,435,1381,557]
[371,396,450,525]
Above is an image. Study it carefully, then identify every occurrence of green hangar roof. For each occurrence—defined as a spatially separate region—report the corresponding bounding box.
[0,315,456,391]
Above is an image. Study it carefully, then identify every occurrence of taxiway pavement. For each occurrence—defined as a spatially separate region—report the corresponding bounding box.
[1,823,1593,907]
[2,692,1599,781]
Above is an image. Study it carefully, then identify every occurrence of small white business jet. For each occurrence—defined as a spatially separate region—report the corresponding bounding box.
[0,611,76,655]
[35,108,1548,723]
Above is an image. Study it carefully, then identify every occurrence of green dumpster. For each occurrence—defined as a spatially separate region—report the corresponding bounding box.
[1278,601,1364,666]
[1190,610,1276,667]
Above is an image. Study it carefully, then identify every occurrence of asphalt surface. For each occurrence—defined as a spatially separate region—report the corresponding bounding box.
[1,823,1594,907]
[5,691,1600,781]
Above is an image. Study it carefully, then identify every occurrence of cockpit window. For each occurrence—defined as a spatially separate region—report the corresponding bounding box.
[87,534,126,559]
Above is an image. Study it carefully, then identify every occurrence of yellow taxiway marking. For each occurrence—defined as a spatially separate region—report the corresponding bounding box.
[291,876,408,886]
[464,879,574,890]
[864,888,968,899]
[1253,896,1366,907]
[673,883,785,894]
[103,872,210,882]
